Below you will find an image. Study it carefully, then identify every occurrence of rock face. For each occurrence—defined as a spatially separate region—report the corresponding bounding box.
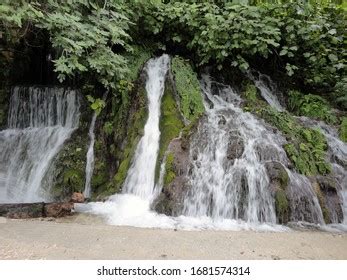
[314,176,343,223]
[0,202,74,219]
[265,161,290,224]
[154,138,190,216]
[70,192,85,203]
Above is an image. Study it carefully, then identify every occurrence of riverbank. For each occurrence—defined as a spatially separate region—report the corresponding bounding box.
[0,217,346,260]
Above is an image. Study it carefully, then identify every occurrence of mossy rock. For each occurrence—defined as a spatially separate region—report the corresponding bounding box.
[275,189,290,224]
[171,56,204,123]
[246,97,331,176]
[156,77,185,181]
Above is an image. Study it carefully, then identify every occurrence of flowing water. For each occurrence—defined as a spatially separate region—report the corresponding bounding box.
[253,74,346,227]
[83,113,97,199]
[0,86,80,203]
[182,76,324,225]
[249,72,284,112]
[297,117,347,225]
[83,91,108,198]
[123,55,170,200]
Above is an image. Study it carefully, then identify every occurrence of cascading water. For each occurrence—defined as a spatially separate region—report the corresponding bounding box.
[183,76,324,225]
[253,76,325,225]
[0,86,80,203]
[183,76,278,223]
[123,55,170,200]
[249,72,284,112]
[83,113,97,199]
[253,74,346,227]
[83,91,108,199]
[297,117,347,225]
[77,55,176,228]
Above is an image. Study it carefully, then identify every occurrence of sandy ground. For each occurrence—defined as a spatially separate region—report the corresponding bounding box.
[0,216,346,260]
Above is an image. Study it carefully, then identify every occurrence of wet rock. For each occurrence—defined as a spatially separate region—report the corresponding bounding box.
[70,192,85,203]
[265,161,289,190]
[44,202,74,218]
[314,177,343,223]
[0,202,74,219]
[226,133,244,161]
[265,161,290,224]
[218,115,226,125]
[154,138,190,216]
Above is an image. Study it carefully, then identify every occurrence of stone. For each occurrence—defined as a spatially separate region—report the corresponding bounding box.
[70,192,85,203]
[44,202,74,218]
[265,161,289,190]
[226,133,244,161]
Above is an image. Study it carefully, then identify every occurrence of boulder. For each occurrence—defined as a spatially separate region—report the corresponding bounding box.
[70,192,85,203]
[44,202,74,218]
[226,133,244,161]
[0,202,74,219]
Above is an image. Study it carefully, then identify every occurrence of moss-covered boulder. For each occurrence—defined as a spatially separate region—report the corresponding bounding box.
[156,74,185,180]
[265,161,290,224]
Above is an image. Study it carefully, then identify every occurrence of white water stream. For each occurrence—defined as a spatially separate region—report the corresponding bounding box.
[0,87,80,202]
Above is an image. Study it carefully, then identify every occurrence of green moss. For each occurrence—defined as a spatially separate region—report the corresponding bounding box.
[288,90,337,124]
[158,80,185,164]
[339,117,347,143]
[163,153,176,186]
[50,131,88,200]
[171,56,204,122]
[243,83,258,103]
[275,189,290,224]
[104,85,148,196]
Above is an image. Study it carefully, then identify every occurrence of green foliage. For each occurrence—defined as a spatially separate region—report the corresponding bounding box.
[288,90,337,124]
[137,2,345,93]
[243,84,332,176]
[340,117,347,143]
[259,108,331,176]
[171,56,205,122]
[86,95,106,116]
[0,0,132,90]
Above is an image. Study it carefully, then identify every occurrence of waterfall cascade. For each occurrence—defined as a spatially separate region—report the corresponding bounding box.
[254,75,347,226]
[83,91,108,199]
[76,60,344,231]
[123,55,170,200]
[83,113,97,199]
[0,87,80,203]
[183,76,324,225]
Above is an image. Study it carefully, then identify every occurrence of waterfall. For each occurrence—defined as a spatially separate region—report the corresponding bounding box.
[253,75,346,226]
[77,55,176,228]
[83,91,108,199]
[0,87,80,203]
[249,72,284,112]
[122,55,170,200]
[182,76,324,224]
[83,113,97,199]
[297,117,347,225]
